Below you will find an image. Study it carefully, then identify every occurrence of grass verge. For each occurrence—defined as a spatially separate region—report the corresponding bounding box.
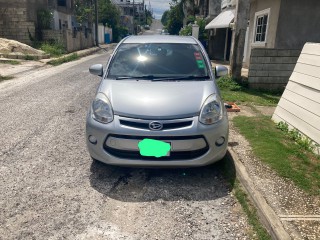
[0,75,14,82]
[24,55,37,60]
[233,116,320,195]
[219,156,271,240]
[217,75,282,106]
[39,42,66,57]
[0,59,20,65]
[234,181,272,240]
[48,53,79,66]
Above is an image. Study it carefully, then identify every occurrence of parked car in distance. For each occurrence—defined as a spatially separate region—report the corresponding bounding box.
[87,35,229,167]
[144,24,150,30]
[161,29,169,35]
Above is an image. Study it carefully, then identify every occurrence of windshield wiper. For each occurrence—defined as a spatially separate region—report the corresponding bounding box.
[115,75,211,81]
[115,75,156,80]
[151,75,210,81]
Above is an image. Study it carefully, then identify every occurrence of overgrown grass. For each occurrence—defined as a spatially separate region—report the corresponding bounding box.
[24,55,37,60]
[233,116,320,195]
[234,181,272,240]
[0,59,20,65]
[217,75,282,106]
[219,157,271,240]
[47,53,79,66]
[0,75,14,82]
[39,42,66,57]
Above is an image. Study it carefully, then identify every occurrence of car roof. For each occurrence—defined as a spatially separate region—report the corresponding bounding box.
[122,35,198,44]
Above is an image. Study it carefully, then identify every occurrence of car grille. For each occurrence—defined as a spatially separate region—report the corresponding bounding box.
[104,134,209,161]
[119,119,193,130]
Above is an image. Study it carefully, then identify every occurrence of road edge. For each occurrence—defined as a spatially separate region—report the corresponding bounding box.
[227,147,291,240]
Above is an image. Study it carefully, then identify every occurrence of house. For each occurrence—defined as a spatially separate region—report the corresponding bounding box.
[205,0,237,61]
[246,0,320,90]
[112,0,145,34]
[272,42,320,153]
[0,0,47,45]
[0,0,94,52]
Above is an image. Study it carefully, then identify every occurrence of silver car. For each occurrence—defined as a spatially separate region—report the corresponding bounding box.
[86,35,229,167]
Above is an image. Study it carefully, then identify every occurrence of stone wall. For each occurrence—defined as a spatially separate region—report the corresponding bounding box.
[0,6,34,45]
[0,0,47,45]
[248,48,300,90]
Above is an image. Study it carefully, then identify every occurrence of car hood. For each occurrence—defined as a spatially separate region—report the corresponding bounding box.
[98,80,217,119]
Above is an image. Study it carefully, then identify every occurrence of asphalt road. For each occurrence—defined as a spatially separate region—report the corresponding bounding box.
[0,37,250,239]
[143,19,163,35]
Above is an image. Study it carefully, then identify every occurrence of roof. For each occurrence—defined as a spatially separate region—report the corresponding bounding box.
[122,35,198,44]
[205,9,235,29]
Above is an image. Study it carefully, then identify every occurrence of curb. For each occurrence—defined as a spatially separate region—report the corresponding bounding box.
[227,148,291,240]
[0,53,50,60]
[41,46,104,64]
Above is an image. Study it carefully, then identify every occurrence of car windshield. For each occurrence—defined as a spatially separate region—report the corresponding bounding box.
[107,43,209,80]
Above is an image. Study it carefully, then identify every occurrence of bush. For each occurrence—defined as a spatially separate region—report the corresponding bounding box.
[216,75,242,91]
[40,42,66,57]
[48,53,78,66]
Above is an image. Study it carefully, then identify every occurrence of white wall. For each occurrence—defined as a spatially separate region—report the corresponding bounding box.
[272,42,320,152]
[53,10,72,30]
[98,24,105,44]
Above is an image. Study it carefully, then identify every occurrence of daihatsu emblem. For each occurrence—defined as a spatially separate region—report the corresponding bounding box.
[149,121,163,130]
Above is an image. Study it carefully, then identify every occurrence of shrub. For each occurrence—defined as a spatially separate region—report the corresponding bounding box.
[40,42,66,57]
[216,75,242,91]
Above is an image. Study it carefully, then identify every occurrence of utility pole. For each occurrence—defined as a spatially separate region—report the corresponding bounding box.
[229,0,250,80]
[143,0,146,24]
[132,0,135,34]
[94,0,98,46]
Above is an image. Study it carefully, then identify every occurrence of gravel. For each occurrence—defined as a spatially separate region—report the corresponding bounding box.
[228,107,320,239]
[0,52,251,239]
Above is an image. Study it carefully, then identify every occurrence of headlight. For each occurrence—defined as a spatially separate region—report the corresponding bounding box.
[199,94,222,124]
[92,93,113,123]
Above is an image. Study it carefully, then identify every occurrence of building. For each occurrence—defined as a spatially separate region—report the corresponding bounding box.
[205,0,237,61]
[0,0,94,52]
[0,0,47,45]
[246,0,320,90]
[112,0,145,34]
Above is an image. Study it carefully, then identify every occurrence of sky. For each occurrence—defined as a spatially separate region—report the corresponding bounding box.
[148,0,171,19]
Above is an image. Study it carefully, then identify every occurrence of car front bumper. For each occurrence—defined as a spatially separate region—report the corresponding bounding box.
[86,113,229,167]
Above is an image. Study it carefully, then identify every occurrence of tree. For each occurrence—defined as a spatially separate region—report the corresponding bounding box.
[146,10,153,25]
[97,0,128,42]
[75,0,93,25]
[97,0,120,28]
[163,0,196,35]
[179,17,207,42]
[230,0,250,80]
[166,1,184,35]
[161,10,170,26]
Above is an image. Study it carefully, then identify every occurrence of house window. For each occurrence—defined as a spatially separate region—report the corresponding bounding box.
[253,8,270,44]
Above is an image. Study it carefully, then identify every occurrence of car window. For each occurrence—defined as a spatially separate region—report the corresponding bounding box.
[107,43,209,79]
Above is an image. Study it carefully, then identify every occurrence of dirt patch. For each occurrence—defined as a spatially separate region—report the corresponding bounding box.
[0,38,45,56]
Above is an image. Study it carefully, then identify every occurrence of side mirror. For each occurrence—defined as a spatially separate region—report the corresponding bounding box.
[215,65,228,78]
[89,64,103,77]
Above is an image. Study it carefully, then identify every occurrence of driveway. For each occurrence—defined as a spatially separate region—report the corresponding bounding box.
[0,51,250,239]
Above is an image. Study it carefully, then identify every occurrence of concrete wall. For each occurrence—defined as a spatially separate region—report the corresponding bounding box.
[275,0,320,49]
[272,43,320,153]
[245,0,281,66]
[43,29,94,53]
[0,0,47,45]
[53,10,72,30]
[248,48,300,90]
